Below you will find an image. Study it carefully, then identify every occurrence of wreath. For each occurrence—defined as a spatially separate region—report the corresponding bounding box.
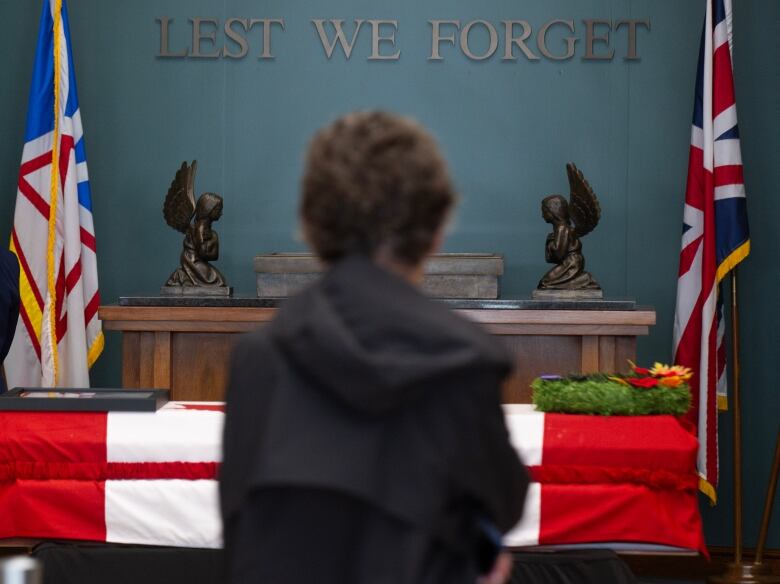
[531,363,692,416]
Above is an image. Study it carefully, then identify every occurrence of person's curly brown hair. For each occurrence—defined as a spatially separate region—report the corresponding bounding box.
[300,111,456,266]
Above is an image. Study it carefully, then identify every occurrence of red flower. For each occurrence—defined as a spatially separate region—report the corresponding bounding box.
[627,376,659,388]
[628,360,652,375]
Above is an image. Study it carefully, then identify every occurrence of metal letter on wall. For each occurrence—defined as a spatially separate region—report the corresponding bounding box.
[368,20,401,60]
[460,20,499,61]
[157,17,188,58]
[190,17,221,58]
[312,19,365,59]
[537,19,577,60]
[583,19,614,60]
[224,18,250,59]
[615,19,651,60]
[429,20,460,61]
[251,19,285,59]
[502,20,540,61]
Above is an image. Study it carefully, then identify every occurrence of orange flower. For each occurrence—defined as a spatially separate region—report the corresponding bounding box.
[659,376,684,388]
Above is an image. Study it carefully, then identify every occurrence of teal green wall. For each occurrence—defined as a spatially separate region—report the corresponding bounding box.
[0,0,778,550]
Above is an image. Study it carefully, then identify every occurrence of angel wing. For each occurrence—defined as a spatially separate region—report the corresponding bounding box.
[163,161,197,233]
[567,162,601,238]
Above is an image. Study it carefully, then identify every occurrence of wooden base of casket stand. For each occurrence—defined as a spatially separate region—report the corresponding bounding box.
[99,302,655,403]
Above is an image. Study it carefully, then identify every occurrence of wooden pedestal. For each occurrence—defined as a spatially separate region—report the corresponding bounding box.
[99,305,655,403]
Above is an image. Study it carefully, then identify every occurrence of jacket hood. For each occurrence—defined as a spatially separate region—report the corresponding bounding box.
[271,255,512,415]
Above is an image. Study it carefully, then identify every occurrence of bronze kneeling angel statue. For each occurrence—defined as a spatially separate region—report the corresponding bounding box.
[535,163,601,296]
[162,161,230,294]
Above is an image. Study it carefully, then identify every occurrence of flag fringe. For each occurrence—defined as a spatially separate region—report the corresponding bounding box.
[699,475,717,505]
[716,240,750,284]
[46,0,64,386]
[87,331,104,369]
[9,237,43,344]
[715,240,749,414]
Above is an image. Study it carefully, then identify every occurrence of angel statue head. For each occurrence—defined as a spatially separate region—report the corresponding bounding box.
[195,192,223,222]
[541,194,570,224]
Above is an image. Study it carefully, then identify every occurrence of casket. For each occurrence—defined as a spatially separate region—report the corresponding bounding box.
[0,402,705,555]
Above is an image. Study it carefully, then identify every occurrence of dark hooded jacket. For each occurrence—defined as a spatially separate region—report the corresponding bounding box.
[220,255,527,583]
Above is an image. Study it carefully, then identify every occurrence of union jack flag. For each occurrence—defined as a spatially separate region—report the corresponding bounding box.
[6,0,102,388]
[673,0,749,503]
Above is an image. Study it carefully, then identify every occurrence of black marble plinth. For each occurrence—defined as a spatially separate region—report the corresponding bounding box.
[118,295,637,310]
[159,286,233,297]
[119,295,280,308]
[442,298,636,310]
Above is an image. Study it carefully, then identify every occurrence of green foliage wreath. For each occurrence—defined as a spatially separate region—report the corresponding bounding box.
[531,374,691,416]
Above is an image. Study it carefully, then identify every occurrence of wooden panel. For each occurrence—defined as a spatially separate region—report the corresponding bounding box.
[100,306,278,324]
[459,308,656,326]
[121,332,140,388]
[484,324,649,336]
[100,305,655,328]
[138,332,156,388]
[598,336,617,371]
[615,336,637,373]
[153,331,171,389]
[170,332,240,401]
[580,336,599,373]
[501,336,582,403]
[103,320,263,333]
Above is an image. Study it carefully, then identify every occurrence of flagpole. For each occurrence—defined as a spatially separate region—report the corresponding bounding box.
[732,268,743,566]
[709,269,779,583]
[755,430,780,566]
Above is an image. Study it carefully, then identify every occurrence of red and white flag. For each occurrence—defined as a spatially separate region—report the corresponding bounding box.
[504,406,705,553]
[672,0,750,503]
[0,402,224,548]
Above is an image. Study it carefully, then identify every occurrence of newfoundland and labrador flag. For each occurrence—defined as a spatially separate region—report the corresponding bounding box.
[7,0,102,388]
[673,0,749,503]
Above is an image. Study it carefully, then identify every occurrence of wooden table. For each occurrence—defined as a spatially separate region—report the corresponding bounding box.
[99,303,656,402]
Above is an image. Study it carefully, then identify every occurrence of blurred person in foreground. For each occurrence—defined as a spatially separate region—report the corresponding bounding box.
[0,249,20,394]
[220,111,528,584]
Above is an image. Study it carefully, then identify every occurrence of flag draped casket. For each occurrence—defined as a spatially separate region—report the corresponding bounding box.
[0,403,705,554]
[0,402,223,548]
[504,405,705,553]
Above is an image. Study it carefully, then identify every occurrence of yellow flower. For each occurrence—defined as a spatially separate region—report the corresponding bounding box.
[650,363,693,380]
[650,363,674,376]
